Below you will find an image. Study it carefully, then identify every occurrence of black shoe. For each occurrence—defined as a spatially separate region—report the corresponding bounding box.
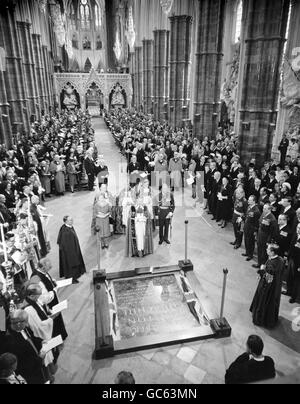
[159,240,163,245]
[165,240,171,245]
[246,257,253,262]
[72,279,79,284]
[230,242,236,246]
[252,264,260,269]
[242,253,248,257]
[234,245,240,249]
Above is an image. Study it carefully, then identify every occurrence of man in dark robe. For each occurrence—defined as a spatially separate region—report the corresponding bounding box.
[57,216,86,284]
[250,244,284,328]
[30,196,48,258]
[2,310,47,384]
[225,335,276,384]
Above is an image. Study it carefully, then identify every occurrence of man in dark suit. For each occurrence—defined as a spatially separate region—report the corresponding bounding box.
[276,214,292,258]
[278,134,289,167]
[243,196,261,261]
[225,335,276,384]
[252,203,279,269]
[84,151,95,191]
[2,310,47,384]
[280,197,296,228]
[127,155,141,188]
[156,183,175,245]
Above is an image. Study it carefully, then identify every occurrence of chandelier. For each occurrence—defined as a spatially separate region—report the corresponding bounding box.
[50,2,66,47]
[114,30,122,62]
[38,0,48,13]
[125,6,136,52]
[160,0,174,14]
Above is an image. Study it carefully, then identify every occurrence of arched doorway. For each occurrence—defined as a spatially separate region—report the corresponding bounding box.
[85,82,104,116]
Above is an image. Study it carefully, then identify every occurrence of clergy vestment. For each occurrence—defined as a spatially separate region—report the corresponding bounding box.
[57,224,86,281]
[32,270,68,341]
[250,256,284,328]
[2,328,47,384]
[225,353,276,384]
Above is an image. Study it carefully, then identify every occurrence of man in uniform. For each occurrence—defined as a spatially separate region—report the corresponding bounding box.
[252,203,279,269]
[156,183,175,245]
[243,195,261,262]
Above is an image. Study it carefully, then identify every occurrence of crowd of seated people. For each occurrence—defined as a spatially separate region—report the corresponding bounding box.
[105,109,300,306]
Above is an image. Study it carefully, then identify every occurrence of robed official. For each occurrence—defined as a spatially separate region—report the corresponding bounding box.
[57,225,86,282]
[250,256,284,328]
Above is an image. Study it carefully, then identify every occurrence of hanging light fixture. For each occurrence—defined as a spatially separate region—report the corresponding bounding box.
[125,6,136,53]
[114,28,122,61]
[160,0,174,15]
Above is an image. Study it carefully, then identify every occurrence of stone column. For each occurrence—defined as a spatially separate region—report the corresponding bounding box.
[153,29,170,122]
[169,15,193,128]
[193,0,225,139]
[142,39,154,114]
[272,0,300,160]
[129,52,135,108]
[0,7,30,135]
[17,21,39,119]
[42,45,52,113]
[238,0,290,164]
[32,34,47,114]
[134,46,143,110]
[0,65,12,145]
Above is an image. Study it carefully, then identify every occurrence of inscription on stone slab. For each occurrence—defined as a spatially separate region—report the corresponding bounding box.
[113,275,200,340]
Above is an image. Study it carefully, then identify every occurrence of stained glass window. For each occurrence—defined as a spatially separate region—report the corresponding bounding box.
[95,2,102,29]
[80,0,91,29]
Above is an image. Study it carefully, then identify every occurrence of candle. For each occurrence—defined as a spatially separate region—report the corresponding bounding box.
[27,196,31,225]
[0,224,8,263]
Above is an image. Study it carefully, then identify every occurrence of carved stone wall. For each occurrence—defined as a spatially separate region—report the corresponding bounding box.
[54,70,133,110]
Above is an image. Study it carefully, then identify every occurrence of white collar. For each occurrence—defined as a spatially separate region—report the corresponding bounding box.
[250,355,265,362]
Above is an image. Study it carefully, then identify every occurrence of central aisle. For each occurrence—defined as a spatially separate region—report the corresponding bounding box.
[48,118,300,384]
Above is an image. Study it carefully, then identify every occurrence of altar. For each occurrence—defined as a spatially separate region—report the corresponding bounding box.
[93,264,227,359]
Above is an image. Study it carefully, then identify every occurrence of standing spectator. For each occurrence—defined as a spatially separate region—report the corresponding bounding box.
[225,335,276,384]
[66,158,78,193]
[216,177,232,229]
[84,150,95,191]
[94,156,109,188]
[49,155,66,196]
[252,204,279,270]
[243,196,261,263]
[250,244,284,328]
[231,188,248,249]
[57,216,86,284]
[287,223,300,304]
[278,134,289,167]
[169,152,183,191]
[127,155,141,189]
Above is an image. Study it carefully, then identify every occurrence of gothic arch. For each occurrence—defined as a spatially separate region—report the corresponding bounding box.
[84,58,92,72]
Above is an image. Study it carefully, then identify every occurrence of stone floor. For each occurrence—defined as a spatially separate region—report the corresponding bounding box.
[44,118,300,384]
